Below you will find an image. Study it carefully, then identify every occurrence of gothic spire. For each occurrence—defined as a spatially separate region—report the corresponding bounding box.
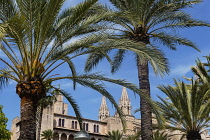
[98,96,110,121]
[119,87,132,115]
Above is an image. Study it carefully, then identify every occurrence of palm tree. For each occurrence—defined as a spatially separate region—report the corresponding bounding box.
[152,131,170,140]
[84,1,210,139]
[106,130,123,140]
[125,131,141,140]
[0,0,167,139]
[41,129,53,140]
[157,80,210,140]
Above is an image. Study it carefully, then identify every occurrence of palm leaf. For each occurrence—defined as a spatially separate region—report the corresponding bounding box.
[50,86,83,130]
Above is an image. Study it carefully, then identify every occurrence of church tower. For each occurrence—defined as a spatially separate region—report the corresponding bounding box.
[98,96,110,121]
[119,87,132,115]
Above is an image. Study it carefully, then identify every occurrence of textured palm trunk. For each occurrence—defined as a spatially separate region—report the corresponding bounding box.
[36,105,43,140]
[137,59,153,140]
[186,131,201,140]
[132,29,152,140]
[19,96,37,140]
[16,80,45,140]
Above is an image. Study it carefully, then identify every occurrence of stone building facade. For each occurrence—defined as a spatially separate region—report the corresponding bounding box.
[11,87,210,140]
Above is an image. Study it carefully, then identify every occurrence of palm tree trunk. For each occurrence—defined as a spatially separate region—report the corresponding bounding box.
[137,59,153,140]
[186,131,201,140]
[19,96,37,140]
[16,80,45,140]
[36,105,43,140]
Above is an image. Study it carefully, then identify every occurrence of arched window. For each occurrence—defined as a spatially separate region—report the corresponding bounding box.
[83,123,86,130]
[97,125,99,133]
[71,121,74,129]
[86,123,88,131]
[69,134,74,140]
[53,132,59,140]
[61,133,67,140]
[75,121,77,129]
[93,125,99,133]
[58,118,62,127]
[62,119,65,127]
[93,125,96,132]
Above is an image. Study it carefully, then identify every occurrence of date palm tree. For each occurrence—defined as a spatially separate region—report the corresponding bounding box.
[0,0,167,139]
[41,129,53,140]
[125,131,141,140]
[152,131,170,140]
[157,80,210,140]
[106,130,123,140]
[84,0,210,139]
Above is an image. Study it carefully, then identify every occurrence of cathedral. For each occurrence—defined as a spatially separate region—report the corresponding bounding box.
[11,87,210,140]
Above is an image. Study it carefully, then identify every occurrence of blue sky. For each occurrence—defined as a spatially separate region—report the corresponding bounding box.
[0,0,210,130]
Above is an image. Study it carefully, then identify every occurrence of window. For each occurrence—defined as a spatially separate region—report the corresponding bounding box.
[135,127,140,133]
[71,121,78,129]
[71,121,74,129]
[86,123,89,131]
[75,121,77,129]
[62,119,65,127]
[97,125,99,133]
[83,123,86,130]
[93,125,99,133]
[82,123,89,131]
[58,118,62,127]
[94,125,96,132]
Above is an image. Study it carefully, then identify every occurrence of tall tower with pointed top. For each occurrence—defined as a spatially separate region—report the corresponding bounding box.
[119,87,132,115]
[98,96,110,121]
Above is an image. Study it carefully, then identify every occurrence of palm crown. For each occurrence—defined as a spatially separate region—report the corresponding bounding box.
[106,0,210,73]
[0,0,106,83]
[157,80,210,139]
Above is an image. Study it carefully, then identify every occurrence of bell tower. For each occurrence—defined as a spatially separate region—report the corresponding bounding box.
[119,87,132,115]
[98,96,110,121]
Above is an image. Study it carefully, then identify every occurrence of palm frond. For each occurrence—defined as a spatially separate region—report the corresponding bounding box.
[0,23,7,39]
[91,37,169,76]
[84,48,112,72]
[50,86,83,130]
[109,0,131,11]
[151,32,199,51]
[152,130,170,140]
[0,69,11,89]
[0,0,17,21]
[107,130,123,140]
[61,56,77,90]
[191,58,210,84]
[41,129,53,140]
[111,49,127,73]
